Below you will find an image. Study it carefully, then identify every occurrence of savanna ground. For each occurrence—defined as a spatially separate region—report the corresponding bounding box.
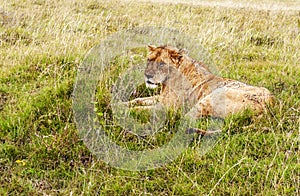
[0,0,300,195]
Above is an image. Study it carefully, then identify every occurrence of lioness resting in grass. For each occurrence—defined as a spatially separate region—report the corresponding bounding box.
[126,45,274,134]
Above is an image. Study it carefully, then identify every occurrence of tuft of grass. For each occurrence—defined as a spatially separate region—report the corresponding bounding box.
[0,0,299,195]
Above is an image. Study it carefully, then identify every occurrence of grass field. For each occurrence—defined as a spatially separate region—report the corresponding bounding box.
[1,0,300,195]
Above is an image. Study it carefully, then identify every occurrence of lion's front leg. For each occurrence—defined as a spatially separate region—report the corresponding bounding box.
[127,95,160,108]
[112,95,160,109]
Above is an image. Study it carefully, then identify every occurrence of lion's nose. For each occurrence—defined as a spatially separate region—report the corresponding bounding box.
[145,74,153,79]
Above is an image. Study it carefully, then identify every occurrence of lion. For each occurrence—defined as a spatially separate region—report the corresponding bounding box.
[125,45,274,134]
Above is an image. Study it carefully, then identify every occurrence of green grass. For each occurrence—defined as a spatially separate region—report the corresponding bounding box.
[1,0,299,195]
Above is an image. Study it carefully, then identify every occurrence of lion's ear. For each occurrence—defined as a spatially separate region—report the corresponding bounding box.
[179,48,188,55]
[148,45,156,51]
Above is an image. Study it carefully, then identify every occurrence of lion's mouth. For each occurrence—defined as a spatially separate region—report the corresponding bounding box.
[145,79,159,89]
[146,80,156,85]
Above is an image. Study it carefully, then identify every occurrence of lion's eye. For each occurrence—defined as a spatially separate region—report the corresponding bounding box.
[158,62,165,67]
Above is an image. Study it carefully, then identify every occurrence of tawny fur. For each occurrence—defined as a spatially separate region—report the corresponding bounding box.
[128,45,274,121]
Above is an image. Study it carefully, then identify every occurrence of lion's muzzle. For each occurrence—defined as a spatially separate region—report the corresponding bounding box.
[145,77,159,89]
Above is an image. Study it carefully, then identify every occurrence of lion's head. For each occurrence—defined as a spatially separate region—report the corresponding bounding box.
[144,45,187,89]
